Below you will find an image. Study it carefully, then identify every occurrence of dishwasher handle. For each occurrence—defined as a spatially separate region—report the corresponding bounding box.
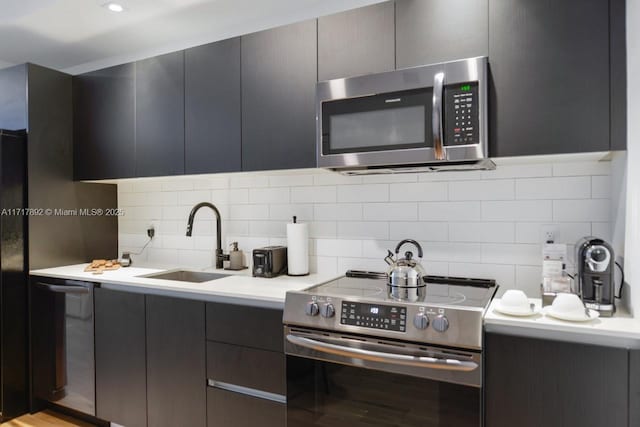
[36,282,90,294]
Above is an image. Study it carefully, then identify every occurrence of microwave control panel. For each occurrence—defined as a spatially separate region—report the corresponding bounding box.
[340,301,407,332]
[443,81,479,146]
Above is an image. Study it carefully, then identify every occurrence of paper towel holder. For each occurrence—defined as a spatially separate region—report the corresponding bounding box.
[287,215,310,276]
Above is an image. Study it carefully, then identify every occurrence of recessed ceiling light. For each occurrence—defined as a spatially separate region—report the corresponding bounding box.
[105,2,124,13]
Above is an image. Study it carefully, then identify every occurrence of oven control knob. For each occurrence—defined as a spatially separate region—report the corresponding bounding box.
[432,315,449,333]
[320,303,335,318]
[413,312,429,330]
[304,301,319,316]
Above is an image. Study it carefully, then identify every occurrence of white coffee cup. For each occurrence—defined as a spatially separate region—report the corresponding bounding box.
[551,293,585,316]
[500,290,530,312]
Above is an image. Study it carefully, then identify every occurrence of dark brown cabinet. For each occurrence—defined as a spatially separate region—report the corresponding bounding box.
[205,303,286,425]
[485,332,630,427]
[631,350,640,426]
[146,295,206,427]
[241,20,317,171]
[95,288,146,427]
[488,0,612,156]
[73,64,135,180]
[318,2,395,81]
[135,51,185,177]
[185,38,241,174]
[395,0,489,68]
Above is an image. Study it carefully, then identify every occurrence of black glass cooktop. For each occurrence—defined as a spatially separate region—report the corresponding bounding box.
[305,271,497,309]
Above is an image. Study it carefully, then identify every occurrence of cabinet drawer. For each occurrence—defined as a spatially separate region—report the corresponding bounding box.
[207,387,285,427]
[206,303,283,352]
[207,341,285,395]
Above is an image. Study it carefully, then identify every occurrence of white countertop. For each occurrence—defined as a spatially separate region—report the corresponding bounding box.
[30,264,338,309]
[485,298,640,348]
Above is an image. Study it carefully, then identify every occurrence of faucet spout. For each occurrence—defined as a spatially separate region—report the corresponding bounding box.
[186,202,225,268]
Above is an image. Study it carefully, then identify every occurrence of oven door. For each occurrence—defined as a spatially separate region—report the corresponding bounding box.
[285,327,482,427]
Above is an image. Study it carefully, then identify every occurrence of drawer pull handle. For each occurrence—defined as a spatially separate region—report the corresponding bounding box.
[207,379,286,404]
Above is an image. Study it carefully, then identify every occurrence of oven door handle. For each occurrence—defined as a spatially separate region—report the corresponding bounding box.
[286,334,478,372]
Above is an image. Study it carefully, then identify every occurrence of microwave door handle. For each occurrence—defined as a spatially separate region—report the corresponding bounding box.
[432,72,445,160]
[286,334,478,372]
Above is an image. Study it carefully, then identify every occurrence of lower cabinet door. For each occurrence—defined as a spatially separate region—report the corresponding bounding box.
[146,295,206,427]
[485,332,629,427]
[207,387,285,427]
[95,288,147,427]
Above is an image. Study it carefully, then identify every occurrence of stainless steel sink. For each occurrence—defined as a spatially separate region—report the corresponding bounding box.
[138,270,229,283]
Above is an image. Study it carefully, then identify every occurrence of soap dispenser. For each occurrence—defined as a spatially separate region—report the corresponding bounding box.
[228,242,244,270]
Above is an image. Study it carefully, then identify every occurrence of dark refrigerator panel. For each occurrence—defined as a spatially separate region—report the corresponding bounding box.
[0,130,28,420]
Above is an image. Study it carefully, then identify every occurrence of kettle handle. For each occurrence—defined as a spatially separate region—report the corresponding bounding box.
[395,239,423,258]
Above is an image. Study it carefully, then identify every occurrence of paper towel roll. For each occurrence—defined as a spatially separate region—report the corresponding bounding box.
[287,219,309,276]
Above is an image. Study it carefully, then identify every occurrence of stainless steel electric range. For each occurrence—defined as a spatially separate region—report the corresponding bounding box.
[283,271,498,427]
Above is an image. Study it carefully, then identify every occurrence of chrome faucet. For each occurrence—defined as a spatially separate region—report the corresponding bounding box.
[186,202,228,269]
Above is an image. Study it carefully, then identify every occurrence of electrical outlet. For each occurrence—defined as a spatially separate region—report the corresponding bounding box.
[541,225,558,244]
[147,224,155,239]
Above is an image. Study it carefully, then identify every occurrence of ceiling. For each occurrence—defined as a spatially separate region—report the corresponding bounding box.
[0,0,383,75]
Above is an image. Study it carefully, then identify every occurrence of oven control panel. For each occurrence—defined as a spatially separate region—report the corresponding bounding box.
[444,81,479,146]
[340,301,407,332]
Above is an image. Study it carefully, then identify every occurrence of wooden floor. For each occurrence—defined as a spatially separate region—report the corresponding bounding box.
[0,411,95,427]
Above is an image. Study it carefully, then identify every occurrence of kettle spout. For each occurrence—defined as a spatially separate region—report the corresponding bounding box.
[384,250,396,266]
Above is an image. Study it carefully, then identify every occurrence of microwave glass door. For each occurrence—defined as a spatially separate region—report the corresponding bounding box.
[321,87,433,155]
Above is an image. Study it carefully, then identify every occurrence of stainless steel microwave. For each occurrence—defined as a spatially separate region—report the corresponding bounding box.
[316,56,494,174]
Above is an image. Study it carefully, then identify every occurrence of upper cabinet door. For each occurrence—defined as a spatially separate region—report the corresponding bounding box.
[489,0,610,157]
[73,64,135,180]
[318,2,395,81]
[185,38,241,174]
[396,0,489,68]
[135,51,185,177]
[241,20,317,172]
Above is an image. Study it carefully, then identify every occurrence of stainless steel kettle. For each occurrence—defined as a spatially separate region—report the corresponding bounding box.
[384,239,427,301]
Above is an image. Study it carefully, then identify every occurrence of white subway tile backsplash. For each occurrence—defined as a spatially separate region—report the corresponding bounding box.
[269,174,314,187]
[482,201,552,221]
[390,182,448,202]
[448,263,515,289]
[515,177,591,200]
[249,221,286,237]
[177,190,211,206]
[117,159,613,279]
[552,161,610,176]
[553,200,610,222]
[363,203,418,221]
[591,222,612,241]
[515,265,543,296]
[515,222,591,245]
[450,180,514,201]
[314,204,362,221]
[419,202,481,221]
[482,164,552,179]
[291,186,336,203]
[229,204,269,220]
[162,180,194,192]
[449,222,514,243]
[338,222,388,240]
[338,184,389,203]
[249,187,290,204]
[591,175,611,199]
[313,172,362,186]
[389,222,448,242]
[316,239,362,257]
[482,244,540,266]
[269,204,313,221]
[308,221,338,238]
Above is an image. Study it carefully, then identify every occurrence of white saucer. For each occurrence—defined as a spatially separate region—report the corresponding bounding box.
[542,306,600,322]
[494,302,539,317]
